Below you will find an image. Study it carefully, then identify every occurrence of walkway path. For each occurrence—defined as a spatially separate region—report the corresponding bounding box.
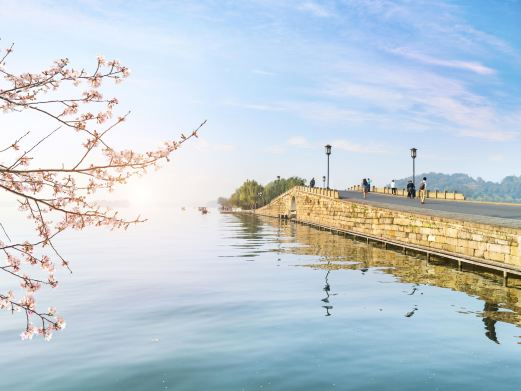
[339,190,521,221]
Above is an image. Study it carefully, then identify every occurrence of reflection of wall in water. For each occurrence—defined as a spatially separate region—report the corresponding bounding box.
[257,186,521,268]
[259,216,521,330]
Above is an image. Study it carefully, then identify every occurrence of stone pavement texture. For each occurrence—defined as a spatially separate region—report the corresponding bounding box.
[339,190,521,229]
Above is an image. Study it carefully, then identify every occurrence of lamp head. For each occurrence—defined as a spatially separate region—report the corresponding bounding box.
[410,147,417,159]
[325,144,332,155]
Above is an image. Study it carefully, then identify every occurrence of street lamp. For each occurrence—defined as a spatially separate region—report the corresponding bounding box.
[255,191,263,210]
[322,175,326,188]
[410,148,417,187]
[325,144,332,189]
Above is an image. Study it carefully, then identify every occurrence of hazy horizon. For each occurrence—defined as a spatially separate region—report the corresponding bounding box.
[2,0,521,206]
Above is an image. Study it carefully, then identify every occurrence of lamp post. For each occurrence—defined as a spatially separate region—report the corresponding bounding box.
[325,144,332,189]
[322,175,326,188]
[410,148,417,187]
[255,191,263,210]
[276,177,281,218]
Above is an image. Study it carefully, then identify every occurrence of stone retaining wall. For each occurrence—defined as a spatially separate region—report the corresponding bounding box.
[256,186,521,268]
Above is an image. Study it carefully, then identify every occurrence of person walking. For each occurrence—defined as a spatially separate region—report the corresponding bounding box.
[391,179,397,195]
[419,177,427,204]
[310,177,315,188]
[362,178,369,199]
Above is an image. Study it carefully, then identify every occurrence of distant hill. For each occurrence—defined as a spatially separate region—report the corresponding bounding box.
[393,173,521,202]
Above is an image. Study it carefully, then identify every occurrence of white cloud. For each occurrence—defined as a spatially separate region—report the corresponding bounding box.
[489,154,505,162]
[298,1,332,17]
[345,0,517,59]
[222,101,286,112]
[389,47,495,75]
[252,69,275,76]
[458,129,516,142]
[264,145,285,154]
[332,139,389,154]
[287,136,311,147]
[314,58,521,141]
[194,139,235,152]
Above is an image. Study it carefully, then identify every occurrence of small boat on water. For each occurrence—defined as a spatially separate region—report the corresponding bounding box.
[198,207,209,214]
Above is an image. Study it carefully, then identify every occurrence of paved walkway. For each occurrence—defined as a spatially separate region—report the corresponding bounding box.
[339,190,521,222]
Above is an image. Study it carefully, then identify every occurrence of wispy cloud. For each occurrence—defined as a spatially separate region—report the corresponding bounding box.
[297,1,332,18]
[332,139,389,154]
[264,145,285,154]
[285,136,387,154]
[489,153,505,162]
[222,101,286,112]
[316,57,521,141]
[195,139,235,152]
[252,69,275,76]
[389,47,495,75]
[287,136,311,148]
[457,129,517,142]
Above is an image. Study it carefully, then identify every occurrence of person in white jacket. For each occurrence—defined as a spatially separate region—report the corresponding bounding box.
[419,177,427,204]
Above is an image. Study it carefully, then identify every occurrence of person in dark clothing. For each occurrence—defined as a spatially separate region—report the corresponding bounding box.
[406,180,415,199]
[310,177,316,188]
[362,178,369,199]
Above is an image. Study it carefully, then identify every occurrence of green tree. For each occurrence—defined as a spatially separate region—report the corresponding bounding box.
[227,177,306,210]
[261,177,306,206]
[229,180,264,210]
[217,197,232,209]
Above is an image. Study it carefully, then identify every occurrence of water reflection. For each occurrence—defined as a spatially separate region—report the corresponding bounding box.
[220,214,278,259]
[250,215,521,345]
[224,214,306,259]
[483,302,500,344]
[321,268,335,316]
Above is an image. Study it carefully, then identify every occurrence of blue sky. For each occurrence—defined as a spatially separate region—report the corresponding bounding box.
[1,0,521,205]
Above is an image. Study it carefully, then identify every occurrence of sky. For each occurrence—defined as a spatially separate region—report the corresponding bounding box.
[1,0,521,206]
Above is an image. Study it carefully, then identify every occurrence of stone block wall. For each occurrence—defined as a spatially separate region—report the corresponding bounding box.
[256,186,521,269]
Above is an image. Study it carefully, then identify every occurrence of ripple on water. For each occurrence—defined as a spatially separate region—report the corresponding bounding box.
[1,211,521,390]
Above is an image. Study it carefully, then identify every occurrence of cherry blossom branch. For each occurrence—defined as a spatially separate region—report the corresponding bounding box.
[1,44,203,340]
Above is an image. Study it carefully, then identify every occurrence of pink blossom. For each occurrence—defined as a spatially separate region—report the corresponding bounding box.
[1,45,203,341]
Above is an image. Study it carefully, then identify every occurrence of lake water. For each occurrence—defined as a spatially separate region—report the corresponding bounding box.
[1,209,521,390]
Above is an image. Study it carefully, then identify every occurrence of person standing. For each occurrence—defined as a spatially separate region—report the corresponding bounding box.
[362,178,369,199]
[406,180,414,198]
[310,177,315,188]
[367,178,372,192]
[391,179,397,195]
[419,177,427,204]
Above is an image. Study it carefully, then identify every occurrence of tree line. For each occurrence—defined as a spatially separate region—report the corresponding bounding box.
[218,177,306,210]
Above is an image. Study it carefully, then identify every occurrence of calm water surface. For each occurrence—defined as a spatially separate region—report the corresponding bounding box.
[1,209,521,390]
